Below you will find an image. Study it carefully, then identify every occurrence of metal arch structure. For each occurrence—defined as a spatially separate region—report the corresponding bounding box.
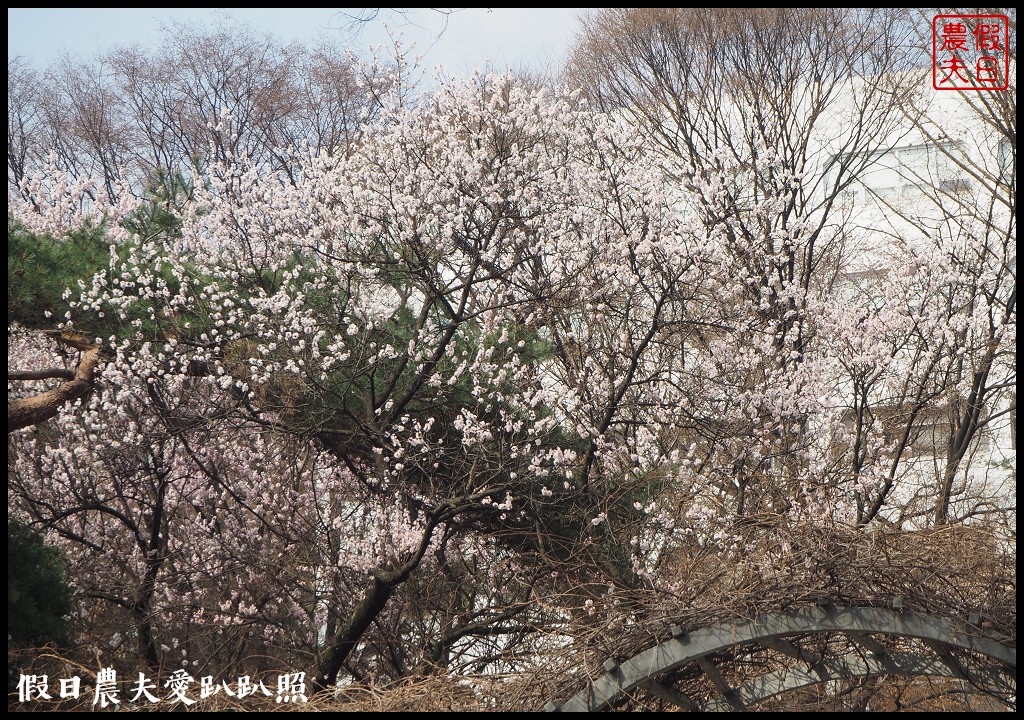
[546,605,1016,712]
[699,649,1014,712]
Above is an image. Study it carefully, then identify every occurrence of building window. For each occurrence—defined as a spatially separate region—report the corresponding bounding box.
[938,177,972,195]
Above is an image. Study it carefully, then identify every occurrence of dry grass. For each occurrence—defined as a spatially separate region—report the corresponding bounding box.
[538,521,1016,712]
[9,522,1015,712]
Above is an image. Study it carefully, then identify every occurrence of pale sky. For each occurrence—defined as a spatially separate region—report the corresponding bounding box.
[7,8,585,78]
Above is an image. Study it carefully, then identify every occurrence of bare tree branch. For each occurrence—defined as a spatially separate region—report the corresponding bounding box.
[8,331,105,433]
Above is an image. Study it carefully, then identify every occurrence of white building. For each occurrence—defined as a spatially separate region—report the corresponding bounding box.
[827,81,1015,530]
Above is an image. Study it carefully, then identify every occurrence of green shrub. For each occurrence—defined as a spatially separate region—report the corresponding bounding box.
[7,520,75,648]
[7,219,110,329]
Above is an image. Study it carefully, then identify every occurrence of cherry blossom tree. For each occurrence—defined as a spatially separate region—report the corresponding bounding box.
[8,67,712,687]
[7,11,1014,698]
[867,9,1016,527]
[567,7,1015,534]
